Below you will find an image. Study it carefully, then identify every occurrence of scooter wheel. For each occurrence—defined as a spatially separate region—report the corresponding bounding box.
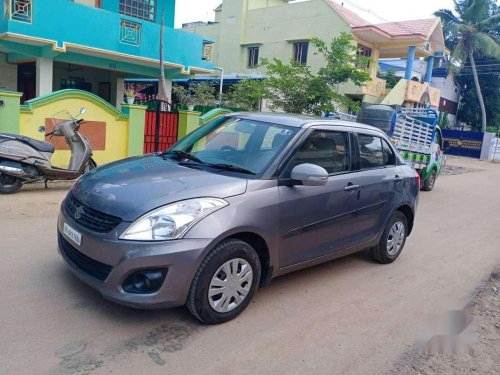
[0,173,22,194]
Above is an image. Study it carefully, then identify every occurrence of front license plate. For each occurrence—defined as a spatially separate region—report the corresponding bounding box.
[64,223,82,246]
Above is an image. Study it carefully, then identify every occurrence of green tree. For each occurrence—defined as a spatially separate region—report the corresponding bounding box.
[172,82,216,108]
[259,33,371,115]
[225,79,266,111]
[311,33,371,88]
[260,58,335,115]
[455,58,500,131]
[435,0,500,131]
[377,69,401,89]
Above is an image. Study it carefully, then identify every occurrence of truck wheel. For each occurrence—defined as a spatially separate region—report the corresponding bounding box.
[370,211,408,264]
[422,169,437,191]
[187,239,261,324]
[0,173,22,194]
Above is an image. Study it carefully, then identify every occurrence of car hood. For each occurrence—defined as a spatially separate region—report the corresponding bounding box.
[71,155,247,221]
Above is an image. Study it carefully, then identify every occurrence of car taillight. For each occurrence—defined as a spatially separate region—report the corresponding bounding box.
[415,170,421,187]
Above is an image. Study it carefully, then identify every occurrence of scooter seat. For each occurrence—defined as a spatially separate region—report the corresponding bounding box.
[0,133,55,153]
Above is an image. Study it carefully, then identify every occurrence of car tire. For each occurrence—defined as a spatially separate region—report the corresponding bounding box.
[421,169,437,191]
[0,173,22,194]
[370,211,408,264]
[186,239,261,324]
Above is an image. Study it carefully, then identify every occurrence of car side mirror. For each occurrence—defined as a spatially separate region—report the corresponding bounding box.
[290,163,328,186]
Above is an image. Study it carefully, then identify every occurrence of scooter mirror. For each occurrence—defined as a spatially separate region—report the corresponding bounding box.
[38,126,46,133]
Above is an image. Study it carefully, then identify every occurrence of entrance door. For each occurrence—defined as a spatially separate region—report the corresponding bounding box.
[348,132,404,243]
[278,129,359,268]
[17,63,36,103]
[143,100,179,153]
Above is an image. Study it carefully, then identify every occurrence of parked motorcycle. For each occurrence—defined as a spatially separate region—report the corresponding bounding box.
[0,108,96,194]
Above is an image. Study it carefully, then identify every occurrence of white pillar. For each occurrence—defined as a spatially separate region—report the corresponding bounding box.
[115,77,125,109]
[36,57,53,97]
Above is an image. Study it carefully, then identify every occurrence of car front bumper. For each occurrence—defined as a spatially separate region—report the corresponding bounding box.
[57,210,212,309]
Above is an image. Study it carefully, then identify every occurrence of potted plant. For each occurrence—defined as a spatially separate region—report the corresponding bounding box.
[173,85,196,111]
[125,88,136,104]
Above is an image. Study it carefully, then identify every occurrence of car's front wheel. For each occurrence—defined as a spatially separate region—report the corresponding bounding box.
[187,239,261,324]
[370,211,408,264]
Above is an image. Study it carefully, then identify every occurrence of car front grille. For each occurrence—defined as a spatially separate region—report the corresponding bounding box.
[58,233,112,281]
[64,193,122,233]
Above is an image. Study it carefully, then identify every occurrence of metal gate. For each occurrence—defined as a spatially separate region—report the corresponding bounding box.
[442,129,484,159]
[143,100,179,154]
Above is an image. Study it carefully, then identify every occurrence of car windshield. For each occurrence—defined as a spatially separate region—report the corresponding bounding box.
[167,117,298,177]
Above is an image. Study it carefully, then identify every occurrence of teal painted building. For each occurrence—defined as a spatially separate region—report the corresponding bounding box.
[0,0,214,106]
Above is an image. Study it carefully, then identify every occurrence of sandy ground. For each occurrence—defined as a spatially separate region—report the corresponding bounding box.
[0,156,499,375]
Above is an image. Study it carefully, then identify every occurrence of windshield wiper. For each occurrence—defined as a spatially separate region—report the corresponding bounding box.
[160,150,203,163]
[161,151,255,175]
[208,163,256,175]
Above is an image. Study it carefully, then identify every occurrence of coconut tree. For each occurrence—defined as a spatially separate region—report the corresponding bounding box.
[435,0,500,131]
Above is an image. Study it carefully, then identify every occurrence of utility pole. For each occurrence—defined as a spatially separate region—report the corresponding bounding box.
[157,11,169,109]
[214,67,224,107]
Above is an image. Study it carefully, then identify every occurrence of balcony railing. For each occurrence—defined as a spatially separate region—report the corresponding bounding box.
[405,80,441,107]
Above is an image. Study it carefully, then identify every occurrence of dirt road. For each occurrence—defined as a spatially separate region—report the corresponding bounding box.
[0,157,499,375]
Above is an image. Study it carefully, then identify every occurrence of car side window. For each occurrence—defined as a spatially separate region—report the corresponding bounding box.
[289,130,349,174]
[382,139,397,166]
[358,134,384,169]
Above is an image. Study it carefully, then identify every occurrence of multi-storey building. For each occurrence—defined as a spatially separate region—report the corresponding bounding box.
[0,0,214,106]
[183,0,447,109]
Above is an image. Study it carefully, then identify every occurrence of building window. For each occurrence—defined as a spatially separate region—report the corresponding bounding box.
[293,42,309,65]
[119,0,156,22]
[356,44,372,69]
[247,47,259,69]
[120,19,142,46]
[10,0,33,23]
[61,79,92,93]
[202,41,214,61]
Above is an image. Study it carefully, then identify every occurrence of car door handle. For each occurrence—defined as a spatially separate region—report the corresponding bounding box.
[344,183,360,191]
[394,175,403,182]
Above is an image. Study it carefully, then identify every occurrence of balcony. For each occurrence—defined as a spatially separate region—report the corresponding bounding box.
[361,76,387,97]
[0,0,214,77]
[342,76,387,101]
[381,79,441,107]
[404,80,440,107]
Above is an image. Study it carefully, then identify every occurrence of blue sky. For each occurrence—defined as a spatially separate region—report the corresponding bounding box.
[175,0,457,28]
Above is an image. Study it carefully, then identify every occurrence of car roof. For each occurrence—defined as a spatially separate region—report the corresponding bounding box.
[227,112,384,134]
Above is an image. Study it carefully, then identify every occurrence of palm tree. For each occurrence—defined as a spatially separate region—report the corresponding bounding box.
[435,0,500,131]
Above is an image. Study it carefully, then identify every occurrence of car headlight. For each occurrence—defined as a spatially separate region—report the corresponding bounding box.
[120,198,228,241]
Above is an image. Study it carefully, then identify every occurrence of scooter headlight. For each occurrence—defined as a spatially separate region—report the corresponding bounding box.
[120,198,228,241]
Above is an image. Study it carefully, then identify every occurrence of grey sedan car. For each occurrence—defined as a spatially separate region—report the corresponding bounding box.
[58,113,419,324]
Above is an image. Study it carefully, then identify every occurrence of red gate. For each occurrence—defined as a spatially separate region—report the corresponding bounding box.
[143,100,179,153]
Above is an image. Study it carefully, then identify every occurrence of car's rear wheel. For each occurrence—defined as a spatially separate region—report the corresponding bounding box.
[0,173,22,194]
[187,239,261,324]
[370,212,408,264]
